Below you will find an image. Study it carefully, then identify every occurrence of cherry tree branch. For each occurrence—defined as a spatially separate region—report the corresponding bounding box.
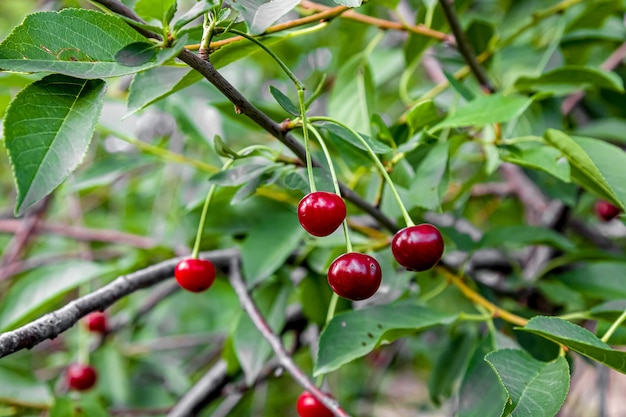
[438,0,494,92]
[227,257,351,417]
[0,249,238,359]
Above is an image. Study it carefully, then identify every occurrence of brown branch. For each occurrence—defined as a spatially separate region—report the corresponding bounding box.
[0,249,238,359]
[0,219,160,249]
[0,196,50,268]
[300,0,453,43]
[228,258,350,417]
[438,0,494,92]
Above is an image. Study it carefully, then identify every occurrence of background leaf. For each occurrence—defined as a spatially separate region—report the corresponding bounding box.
[0,363,53,408]
[514,66,624,95]
[3,74,106,215]
[228,0,300,34]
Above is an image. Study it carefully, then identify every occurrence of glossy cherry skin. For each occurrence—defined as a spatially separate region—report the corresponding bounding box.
[85,311,108,333]
[66,363,97,391]
[174,258,216,292]
[297,391,334,417]
[595,200,621,222]
[392,224,444,272]
[327,252,382,301]
[298,192,346,237]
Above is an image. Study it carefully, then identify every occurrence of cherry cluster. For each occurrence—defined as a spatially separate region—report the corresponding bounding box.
[297,191,444,301]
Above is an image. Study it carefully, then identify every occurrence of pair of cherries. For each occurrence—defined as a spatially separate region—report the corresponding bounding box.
[297,191,444,301]
[65,311,109,391]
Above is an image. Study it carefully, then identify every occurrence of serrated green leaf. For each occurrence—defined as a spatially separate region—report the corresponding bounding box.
[0,363,53,409]
[234,282,289,385]
[3,74,106,215]
[135,0,176,23]
[500,141,570,183]
[228,0,300,34]
[0,261,109,331]
[241,207,306,285]
[431,94,534,132]
[544,130,626,210]
[269,85,299,115]
[318,122,392,154]
[479,225,575,252]
[0,10,184,78]
[515,66,624,95]
[315,302,456,376]
[519,316,626,373]
[485,349,569,417]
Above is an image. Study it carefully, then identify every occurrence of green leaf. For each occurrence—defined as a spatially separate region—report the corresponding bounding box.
[556,262,626,300]
[485,349,569,417]
[409,140,450,210]
[479,225,575,252]
[576,118,626,144]
[544,130,626,209]
[135,0,176,23]
[234,282,289,385]
[500,141,570,183]
[173,0,217,31]
[318,122,392,154]
[0,363,53,408]
[208,164,275,187]
[590,300,626,321]
[328,54,375,134]
[3,74,106,215]
[0,10,184,78]
[114,42,157,66]
[443,69,475,101]
[519,316,626,373]
[269,86,299,115]
[229,0,300,34]
[515,66,624,95]
[431,94,534,132]
[241,207,306,285]
[333,0,362,6]
[315,302,456,376]
[0,261,108,331]
[406,99,441,134]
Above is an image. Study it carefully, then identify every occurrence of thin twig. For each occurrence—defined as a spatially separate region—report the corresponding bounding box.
[168,360,230,417]
[438,0,494,92]
[0,249,238,359]
[0,196,50,268]
[227,258,351,417]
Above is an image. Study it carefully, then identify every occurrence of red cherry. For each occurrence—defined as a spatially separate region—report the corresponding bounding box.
[297,391,334,417]
[595,200,621,222]
[327,252,382,301]
[174,258,216,292]
[298,192,346,237]
[391,224,444,272]
[66,363,97,391]
[85,311,107,333]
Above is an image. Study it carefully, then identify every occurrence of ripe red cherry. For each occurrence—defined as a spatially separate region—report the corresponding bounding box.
[85,311,107,333]
[298,192,346,237]
[174,258,216,292]
[327,252,382,301]
[66,363,97,391]
[392,224,444,272]
[595,200,621,222]
[297,391,334,417]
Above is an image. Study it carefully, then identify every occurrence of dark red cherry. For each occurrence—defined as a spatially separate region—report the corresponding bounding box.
[595,200,621,222]
[66,363,97,391]
[327,252,382,301]
[298,192,346,237]
[297,391,334,417]
[174,258,216,292]
[85,311,107,333]
[391,224,444,272]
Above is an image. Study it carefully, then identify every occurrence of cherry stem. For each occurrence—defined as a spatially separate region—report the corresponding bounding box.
[191,158,235,259]
[299,90,317,193]
[601,307,626,343]
[309,117,415,227]
[325,293,340,326]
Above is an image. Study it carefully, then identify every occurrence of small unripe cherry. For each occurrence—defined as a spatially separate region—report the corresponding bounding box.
[174,258,216,292]
[297,391,334,417]
[391,224,444,272]
[85,311,107,333]
[66,363,97,391]
[594,200,621,222]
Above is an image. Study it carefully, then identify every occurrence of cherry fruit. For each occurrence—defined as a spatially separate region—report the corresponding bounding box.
[392,224,444,272]
[174,258,216,292]
[328,252,382,301]
[298,192,346,237]
[66,363,97,391]
[85,311,107,333]
[595,200,621,222]
[297,391,334,417]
